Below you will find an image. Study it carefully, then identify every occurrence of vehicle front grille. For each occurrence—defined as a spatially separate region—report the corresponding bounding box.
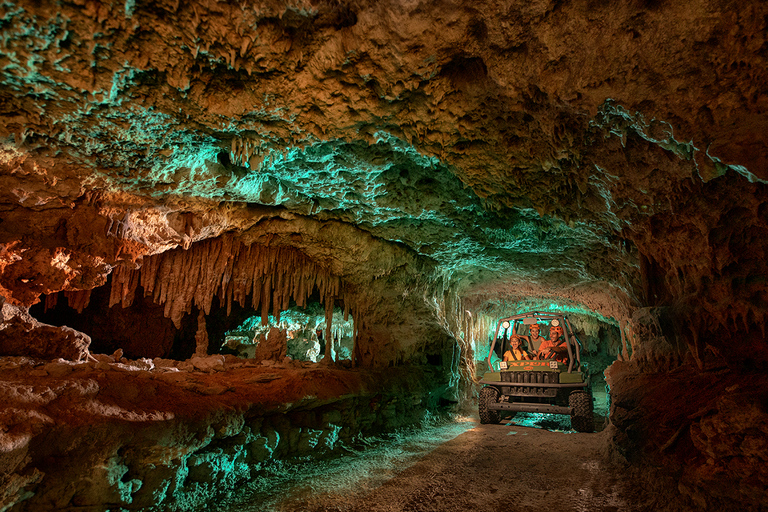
[501,371,558,384]
[500,371,558,397]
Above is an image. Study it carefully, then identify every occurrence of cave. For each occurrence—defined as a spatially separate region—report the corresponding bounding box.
[1,0,767,511]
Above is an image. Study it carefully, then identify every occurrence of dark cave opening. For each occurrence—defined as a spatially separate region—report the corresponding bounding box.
[29,275,356,364]
[29,282,199,360]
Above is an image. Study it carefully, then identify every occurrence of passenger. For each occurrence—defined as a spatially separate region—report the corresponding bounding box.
[536,324,568,363]
[503,335,532,361]
[524,323,546,353]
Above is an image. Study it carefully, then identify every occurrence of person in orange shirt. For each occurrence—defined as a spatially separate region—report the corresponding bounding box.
[536,325,568,363]
[503,335,532,361]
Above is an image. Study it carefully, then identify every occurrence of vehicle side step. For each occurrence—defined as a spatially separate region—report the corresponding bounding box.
[488,402,573,415]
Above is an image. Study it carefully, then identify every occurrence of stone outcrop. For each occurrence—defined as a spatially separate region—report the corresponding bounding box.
[252,328,288,362]
[0,299,90,361]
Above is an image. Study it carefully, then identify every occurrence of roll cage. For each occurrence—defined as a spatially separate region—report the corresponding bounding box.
[486,310,584,373]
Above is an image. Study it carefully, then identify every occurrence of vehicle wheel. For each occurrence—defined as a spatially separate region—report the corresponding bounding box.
[479,387,501,424]
[569,390,594,433]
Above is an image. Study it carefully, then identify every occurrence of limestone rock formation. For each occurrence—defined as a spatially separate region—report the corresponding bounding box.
[252,327,288,362]
[1,0,767,510]
[0,298,91,361]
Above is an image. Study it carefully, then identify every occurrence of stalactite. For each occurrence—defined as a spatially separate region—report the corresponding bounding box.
[44,292,58,312]
[251,267,261,312]
[109,264,139,308]
[688,321,704,370]
[64,290,91,313]
[47,234,351,337]
[351,309,359,367]
[196,238,215,314]
[260,273,272,326]
[274,264,285,319]
[618,319,627,359]
[139,253,159,298]
[108,267,122,308]
[126,268,140,307]
[343,292,350,322]
[294,261,304,307]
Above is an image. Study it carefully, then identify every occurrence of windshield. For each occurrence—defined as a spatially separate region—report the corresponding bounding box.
[486,312,581,372]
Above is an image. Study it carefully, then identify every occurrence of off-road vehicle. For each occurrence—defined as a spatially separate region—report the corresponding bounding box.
[478,310,594,432]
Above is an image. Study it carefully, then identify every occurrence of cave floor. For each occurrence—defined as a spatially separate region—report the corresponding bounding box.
[1,356,688,512]
[217,413,681,512]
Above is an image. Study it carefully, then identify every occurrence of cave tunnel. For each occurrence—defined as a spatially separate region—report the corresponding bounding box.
[1,1,768,511]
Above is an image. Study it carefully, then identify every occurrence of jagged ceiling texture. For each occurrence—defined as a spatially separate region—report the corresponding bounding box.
[1,0,768,366]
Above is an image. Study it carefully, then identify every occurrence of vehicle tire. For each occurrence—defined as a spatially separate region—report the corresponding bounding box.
[479,387,501,424]
[569,390,594,433]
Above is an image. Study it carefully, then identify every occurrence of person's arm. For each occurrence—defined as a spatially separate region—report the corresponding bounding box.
[537,340,553,359]
[544,340,567,359]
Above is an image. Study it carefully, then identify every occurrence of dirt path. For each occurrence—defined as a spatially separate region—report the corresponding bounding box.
[224,414,664,512]
[347,424,639,512]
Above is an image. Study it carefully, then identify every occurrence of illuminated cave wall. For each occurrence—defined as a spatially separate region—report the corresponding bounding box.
[1,0,768,510]
[221,306,356,362]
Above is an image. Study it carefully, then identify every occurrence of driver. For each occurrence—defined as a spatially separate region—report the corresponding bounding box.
[536,323,569,363]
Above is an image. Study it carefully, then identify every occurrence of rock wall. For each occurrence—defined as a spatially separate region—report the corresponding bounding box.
[606,359,768,512]
[1,1,767,510]
[0,355,453,511]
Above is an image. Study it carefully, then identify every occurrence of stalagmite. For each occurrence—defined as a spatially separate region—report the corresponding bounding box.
[195,310,208,356]
[324,293,334,362]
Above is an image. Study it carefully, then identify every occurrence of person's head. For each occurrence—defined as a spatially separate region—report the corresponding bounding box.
[530,324,541,336]
[510,335,522,349]
[549,325,563,340]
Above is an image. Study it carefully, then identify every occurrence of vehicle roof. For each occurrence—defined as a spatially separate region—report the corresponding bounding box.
[496,311,567,325]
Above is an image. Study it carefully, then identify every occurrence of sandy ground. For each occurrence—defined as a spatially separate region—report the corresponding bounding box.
[269,425,641,512]
[217,396,675,512]
[346,427,631,512]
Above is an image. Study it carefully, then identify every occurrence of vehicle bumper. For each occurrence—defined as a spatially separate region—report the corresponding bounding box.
[478,380,589,389]
[487,402,573,415]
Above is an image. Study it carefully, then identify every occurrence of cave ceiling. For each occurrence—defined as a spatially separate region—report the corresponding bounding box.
[1,0,767,331]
